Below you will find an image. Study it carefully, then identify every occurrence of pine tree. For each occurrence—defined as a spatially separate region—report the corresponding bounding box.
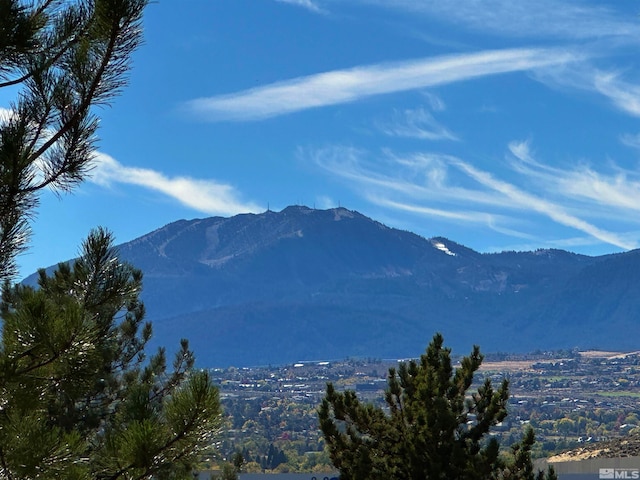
[318,333,555,480]
[0,2,223,478]
[0,0,148,280]
[0,229,222,479]
[503,427,557,480]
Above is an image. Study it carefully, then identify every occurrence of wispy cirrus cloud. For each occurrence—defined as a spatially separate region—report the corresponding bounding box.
[376,197,542,243]
[353,0,640,40]
[421,92,446,112]
[275,0,326,14]
[90,153,261,216]
[593,72,640,118]
[376,107,457,141]
[508,140,640,216]
[620,132,640,149]
[185,47,580,121]
[527,59,640,119]
[308,144,637,250]
[370,196,499,224]
[310,147,521,210]
[451,157,634,250]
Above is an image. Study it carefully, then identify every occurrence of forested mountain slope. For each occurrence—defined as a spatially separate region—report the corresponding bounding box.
[31,206,638,366]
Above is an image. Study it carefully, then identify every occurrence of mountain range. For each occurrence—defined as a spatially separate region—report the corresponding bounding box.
[33,206,640,366]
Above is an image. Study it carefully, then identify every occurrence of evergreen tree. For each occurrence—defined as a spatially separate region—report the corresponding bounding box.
[503,427,557,480]
[232,451,244,473]
[318,333,555,480]
[0,229,222,479]
[0,0,147,280]
[218,462,239,480]
[0,2,223,478]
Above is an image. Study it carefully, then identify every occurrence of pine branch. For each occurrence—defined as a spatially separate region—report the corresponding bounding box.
[0,0,84,88]
[0,1,146,280]
[26,14,122,175]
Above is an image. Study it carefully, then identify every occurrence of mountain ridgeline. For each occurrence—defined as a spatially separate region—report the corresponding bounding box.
[43,206,640,366]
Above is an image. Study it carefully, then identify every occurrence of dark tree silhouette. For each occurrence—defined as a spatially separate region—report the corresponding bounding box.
[319,333,556,480]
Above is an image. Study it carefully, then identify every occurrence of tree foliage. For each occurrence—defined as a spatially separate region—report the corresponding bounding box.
[318,333,556,480]
[0,0,148,280]
[0,2,223,478]
[0,229,222,479]
[504,427,558,480]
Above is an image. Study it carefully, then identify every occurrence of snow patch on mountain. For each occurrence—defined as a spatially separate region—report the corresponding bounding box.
[432,240,456,256]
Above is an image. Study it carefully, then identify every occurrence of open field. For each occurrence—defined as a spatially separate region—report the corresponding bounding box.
[479,350,640,373]
[478,360,537,372]
[579,350,640,359]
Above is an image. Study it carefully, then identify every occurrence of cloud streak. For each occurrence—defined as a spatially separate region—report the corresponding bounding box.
[309,144,637,251]
[529,60,640,120]
[508,141,640,217]
[451,159,634,250]
[377,107,457,141]
[185,47,580,121]
[593,72,640,118]
[90,153,261,216]
[275,0,326,14]
[620,132,640,150]
[355,0,640,41]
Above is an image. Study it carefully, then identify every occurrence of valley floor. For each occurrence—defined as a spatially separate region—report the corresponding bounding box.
[204,349,640,473]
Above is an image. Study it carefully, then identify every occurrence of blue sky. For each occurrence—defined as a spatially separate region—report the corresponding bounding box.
[7,0,640,277]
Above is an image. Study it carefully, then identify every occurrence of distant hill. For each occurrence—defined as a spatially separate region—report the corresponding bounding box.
[28,206,640,366]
